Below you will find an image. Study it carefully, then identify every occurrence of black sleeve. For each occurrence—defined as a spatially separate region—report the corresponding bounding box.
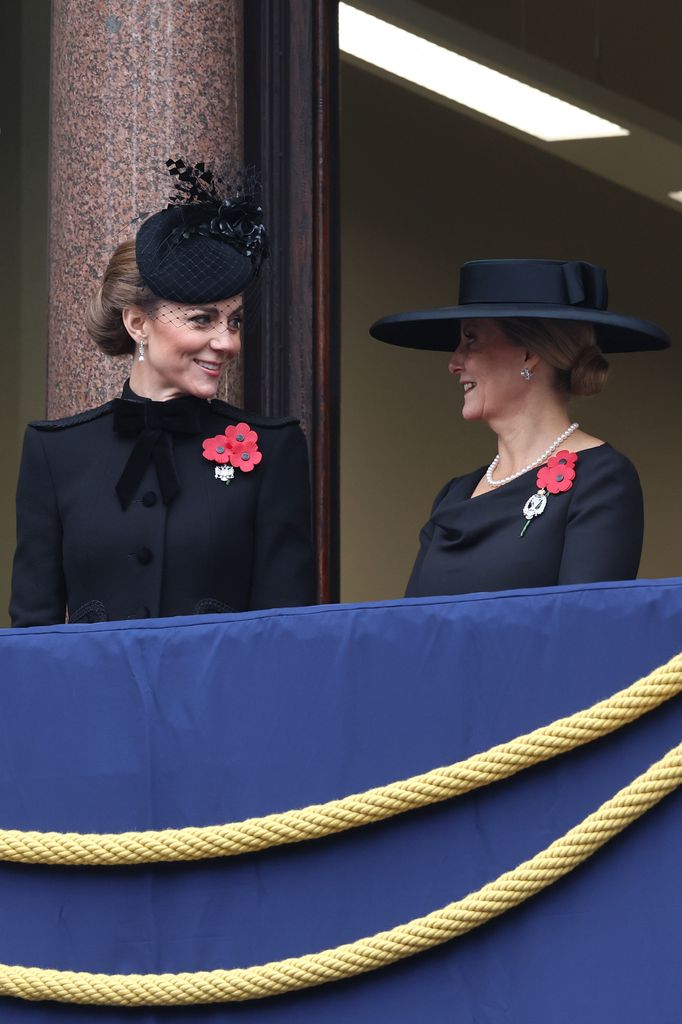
[9,427,67,627]
[405,478,454,597]
[248,423,316,610]
[557,450,644,585]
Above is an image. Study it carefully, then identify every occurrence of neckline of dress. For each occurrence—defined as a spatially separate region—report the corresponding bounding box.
[467,442,609,501]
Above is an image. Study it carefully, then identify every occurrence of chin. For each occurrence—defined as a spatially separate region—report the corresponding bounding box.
[461,405,482,422]
[186,377,221,400]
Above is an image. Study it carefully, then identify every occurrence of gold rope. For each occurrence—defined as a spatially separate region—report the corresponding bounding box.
[0,652,680,866]
[0,740,679,1005]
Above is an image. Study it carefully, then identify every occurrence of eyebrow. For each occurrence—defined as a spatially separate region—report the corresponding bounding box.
[187,305,244,316]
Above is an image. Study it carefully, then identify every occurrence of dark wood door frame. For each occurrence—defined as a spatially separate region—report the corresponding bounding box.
[244,0,340,604]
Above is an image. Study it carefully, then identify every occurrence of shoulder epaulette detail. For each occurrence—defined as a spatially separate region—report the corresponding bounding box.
[29,401,116,431]
[208,399,300,429]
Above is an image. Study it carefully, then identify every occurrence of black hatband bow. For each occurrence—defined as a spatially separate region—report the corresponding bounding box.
[113,398,202,510]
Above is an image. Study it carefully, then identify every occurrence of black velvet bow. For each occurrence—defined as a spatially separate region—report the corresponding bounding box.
[113,397,202,510]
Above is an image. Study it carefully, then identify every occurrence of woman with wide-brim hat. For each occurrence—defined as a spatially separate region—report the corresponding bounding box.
[10,160,315,626]
[370,258,670,598]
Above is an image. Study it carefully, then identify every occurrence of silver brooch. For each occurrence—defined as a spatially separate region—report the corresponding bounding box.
[521,489,548,536]
[214,465,235,485]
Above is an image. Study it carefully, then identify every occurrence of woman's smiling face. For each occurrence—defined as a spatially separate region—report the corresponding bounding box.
[126,296,243,400]
[448,318,533,423]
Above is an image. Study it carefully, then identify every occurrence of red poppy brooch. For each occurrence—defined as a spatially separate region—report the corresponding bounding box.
[520,450,578,536]
[202,422,263,485]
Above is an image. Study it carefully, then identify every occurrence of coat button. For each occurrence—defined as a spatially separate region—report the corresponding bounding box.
[133,545,153,565]
[142,491,157,507]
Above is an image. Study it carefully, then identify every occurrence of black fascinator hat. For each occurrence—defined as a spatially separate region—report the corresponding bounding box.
[136,159,269,304]
[370,259,670,354]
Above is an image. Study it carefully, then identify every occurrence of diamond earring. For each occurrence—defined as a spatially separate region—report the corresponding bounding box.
[138,338,145,363]
[520,367,534,381]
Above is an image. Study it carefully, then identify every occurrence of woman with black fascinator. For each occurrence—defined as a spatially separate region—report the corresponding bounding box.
[10,160,315,626]
[370,258,670,598]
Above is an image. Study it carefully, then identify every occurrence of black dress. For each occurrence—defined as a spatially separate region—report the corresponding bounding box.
[10,386,315,626]
[406,444,643,598]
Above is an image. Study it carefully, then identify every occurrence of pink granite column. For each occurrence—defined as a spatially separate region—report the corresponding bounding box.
[48,0,243,416]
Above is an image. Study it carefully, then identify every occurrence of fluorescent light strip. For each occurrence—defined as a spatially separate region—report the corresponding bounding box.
[668,190,682,203]
[339,4,629,142]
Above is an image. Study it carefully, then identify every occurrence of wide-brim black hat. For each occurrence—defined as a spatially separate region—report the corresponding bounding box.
[369,259,670,354]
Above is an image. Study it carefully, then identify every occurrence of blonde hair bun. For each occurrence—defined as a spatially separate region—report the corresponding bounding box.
[85,240,157,356]
[569,344,609,397]
[495,317,609,397]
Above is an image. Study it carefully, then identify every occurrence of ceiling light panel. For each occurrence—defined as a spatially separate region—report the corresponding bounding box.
[339,4,629,143]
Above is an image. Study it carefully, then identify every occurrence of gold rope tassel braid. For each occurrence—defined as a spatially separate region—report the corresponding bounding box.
[0,740,680,1005]
[0,652,680,866]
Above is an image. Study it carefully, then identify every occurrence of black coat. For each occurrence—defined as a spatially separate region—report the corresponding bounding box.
[10,392,315,626]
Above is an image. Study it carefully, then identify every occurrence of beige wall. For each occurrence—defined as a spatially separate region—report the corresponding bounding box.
[0,1,50,626]
[340,61,682,602]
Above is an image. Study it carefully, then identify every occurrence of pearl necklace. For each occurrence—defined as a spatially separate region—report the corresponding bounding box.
[485,422,580,488]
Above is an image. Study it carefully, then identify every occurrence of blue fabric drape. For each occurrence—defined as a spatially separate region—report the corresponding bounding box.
[0,578,681,1022]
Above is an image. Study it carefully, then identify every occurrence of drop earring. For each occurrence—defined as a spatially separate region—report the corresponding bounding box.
[520,367,534,381]
[138,338,145,363]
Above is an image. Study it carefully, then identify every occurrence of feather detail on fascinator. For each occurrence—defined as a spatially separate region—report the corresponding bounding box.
[135,158,268,305]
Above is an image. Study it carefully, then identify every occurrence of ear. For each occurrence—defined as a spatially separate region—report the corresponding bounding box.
[523,349,542,373]
[122,306,150,342]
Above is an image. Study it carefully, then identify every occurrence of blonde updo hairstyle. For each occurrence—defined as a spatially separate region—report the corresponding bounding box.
[85,240,159,356]
[495,317,609,397]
